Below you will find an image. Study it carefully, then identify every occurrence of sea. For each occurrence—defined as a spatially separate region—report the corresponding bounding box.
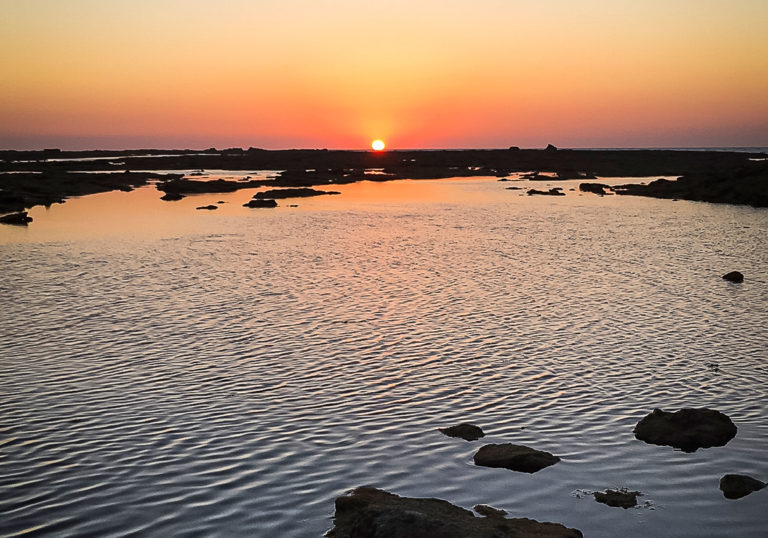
[1,173,767,536]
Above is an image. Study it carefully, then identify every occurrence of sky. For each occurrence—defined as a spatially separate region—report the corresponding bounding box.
[1,0,767,150]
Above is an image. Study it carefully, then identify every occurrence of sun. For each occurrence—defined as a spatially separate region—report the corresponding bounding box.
[371,139,386,151]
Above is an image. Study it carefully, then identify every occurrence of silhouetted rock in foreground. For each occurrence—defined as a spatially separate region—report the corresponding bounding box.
[0,211,33,225]
[438,423,485,441]
[633,408,737,452]
[719,474,766,499]
[253,187,340,199]
[579,182,611,195]
[160,192,185,201]
[593,488,642,508]
[196,205,218,210]
[327,486,582,538]
[243,199,277,208]
[474,443,560,473]
[528,188,565,196]
[722,271,744,283]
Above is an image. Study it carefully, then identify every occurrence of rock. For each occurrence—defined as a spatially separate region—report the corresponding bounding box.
[719,474,766,499]
[328,486,583,538]
[0,211,33,225]
[474,443,560,473]
[161,192,185,201]
[438,423,485,441]
[579,183,611,195]
[473,504,507,518]
[633,408,737,452]
[508,146,520,151]
[217,200,226,204]
[196,205,218,210]
[527,188,565,196]
[498,177,509,181]
[593,488,642,508]
[243,198,277,208]
[722,271,744,283]
[253,187,340,199]
[545,144,558,152]
[506,186,523,190]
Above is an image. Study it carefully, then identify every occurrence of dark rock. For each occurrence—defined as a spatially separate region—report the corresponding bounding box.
[579,182,611,195]
[498,177,509,181]
[593,488,642,508]
[508,146,520,151]
[473,504,507,518]
[474,443,560,473]
[253,187,340,199]
[328,486,582,538]
[438,423,485,441]
[506,186,523,190]
[0,211,33,225]
[217,200,226,204]
[719,474,766,499]
[527,188,565,196]
[633,408,737,452]
[722,271,744,283]
[195,205,218,210]
[545,144,558,152]
[243,198,277,208]
[161,192,185,201]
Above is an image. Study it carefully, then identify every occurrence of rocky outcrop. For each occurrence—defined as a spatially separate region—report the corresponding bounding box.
[0,211,33,225]
[252,187,340,199]
[593,488,642,508]
[527,188,565,196]
[438,423,485,441]
[328,486,583,538]
[473,443,560,473]
[719,474,766,499]
[633,408,737,452]
[243,199,278,208]
[579,183,611,195]
[195,205,218,210]
[160,192,185,201]
[722,271,744,283]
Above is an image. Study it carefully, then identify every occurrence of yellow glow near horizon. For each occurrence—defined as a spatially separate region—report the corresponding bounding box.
[371,139,386,151]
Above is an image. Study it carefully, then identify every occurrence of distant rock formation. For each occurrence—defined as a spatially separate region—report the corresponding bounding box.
[579,183,611,195]
[527,188,565,196]
[438,423,485,441]
[473,443,560,473]
[243,199,277,208]
[328,486,583,538]
[0,211,33,225]
[545,144,558,152]
[195,205,218,210]
[160,192,185,201]
[252,188,340,199]
[633,408,737,452]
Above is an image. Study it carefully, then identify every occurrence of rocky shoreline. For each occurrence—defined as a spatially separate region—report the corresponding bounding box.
[1,148,766,219]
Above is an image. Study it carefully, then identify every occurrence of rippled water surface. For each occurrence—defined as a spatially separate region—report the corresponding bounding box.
[1,177,767,537]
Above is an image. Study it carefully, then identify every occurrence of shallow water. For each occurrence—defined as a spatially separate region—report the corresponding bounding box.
[1,177,767,537]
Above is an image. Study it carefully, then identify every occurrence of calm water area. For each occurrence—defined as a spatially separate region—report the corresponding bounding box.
[1,175,767,536]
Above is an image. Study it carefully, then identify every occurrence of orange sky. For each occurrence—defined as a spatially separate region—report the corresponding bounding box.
[1,0,767,149]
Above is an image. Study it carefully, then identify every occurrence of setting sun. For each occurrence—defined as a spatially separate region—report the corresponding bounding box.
[371,139,386,151]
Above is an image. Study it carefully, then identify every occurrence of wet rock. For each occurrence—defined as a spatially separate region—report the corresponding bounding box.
[438,423,485,441]
[633,408,737,452]
[527,188,565,196]
[473,504,507,518]
[506,186,523,190]
[579,182,611,195]
[545,144,558,152]
[0,211,33,225]
[253,187,340,199]
[161,192,185,201]
[722,271,744,283]
[196,205,218,210]
[243,198,277,208]
[593,488,642,508]
[474,443,560,473]
[328,486,583,538]
[719,474,766,499]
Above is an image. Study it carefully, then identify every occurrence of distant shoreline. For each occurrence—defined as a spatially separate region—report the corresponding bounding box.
[1,147,766,216]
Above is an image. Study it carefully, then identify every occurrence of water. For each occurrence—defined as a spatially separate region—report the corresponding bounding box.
[1,177,767,536]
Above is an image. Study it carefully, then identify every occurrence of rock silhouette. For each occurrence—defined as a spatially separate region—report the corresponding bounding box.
[633,408,737,452]
[438,423,485,441]
[473,443,560,473]
[719,474,766,499]
[722,271,744,283]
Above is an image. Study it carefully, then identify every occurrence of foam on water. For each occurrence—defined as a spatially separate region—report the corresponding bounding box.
[1,177,767,536]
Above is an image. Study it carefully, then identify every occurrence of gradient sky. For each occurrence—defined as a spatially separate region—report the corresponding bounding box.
[1,0,767,149]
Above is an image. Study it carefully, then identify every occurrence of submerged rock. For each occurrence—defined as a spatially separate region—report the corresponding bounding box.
[719,474,766,499]
[593,488,642,508]
[160,192,185,201]
[328,486,582,538]
[722,271,744,283]
[474,443,560,473]
[243,198,277,208]
[0,211,33,225]
[438,423,485,441]
[633,408,737,452]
